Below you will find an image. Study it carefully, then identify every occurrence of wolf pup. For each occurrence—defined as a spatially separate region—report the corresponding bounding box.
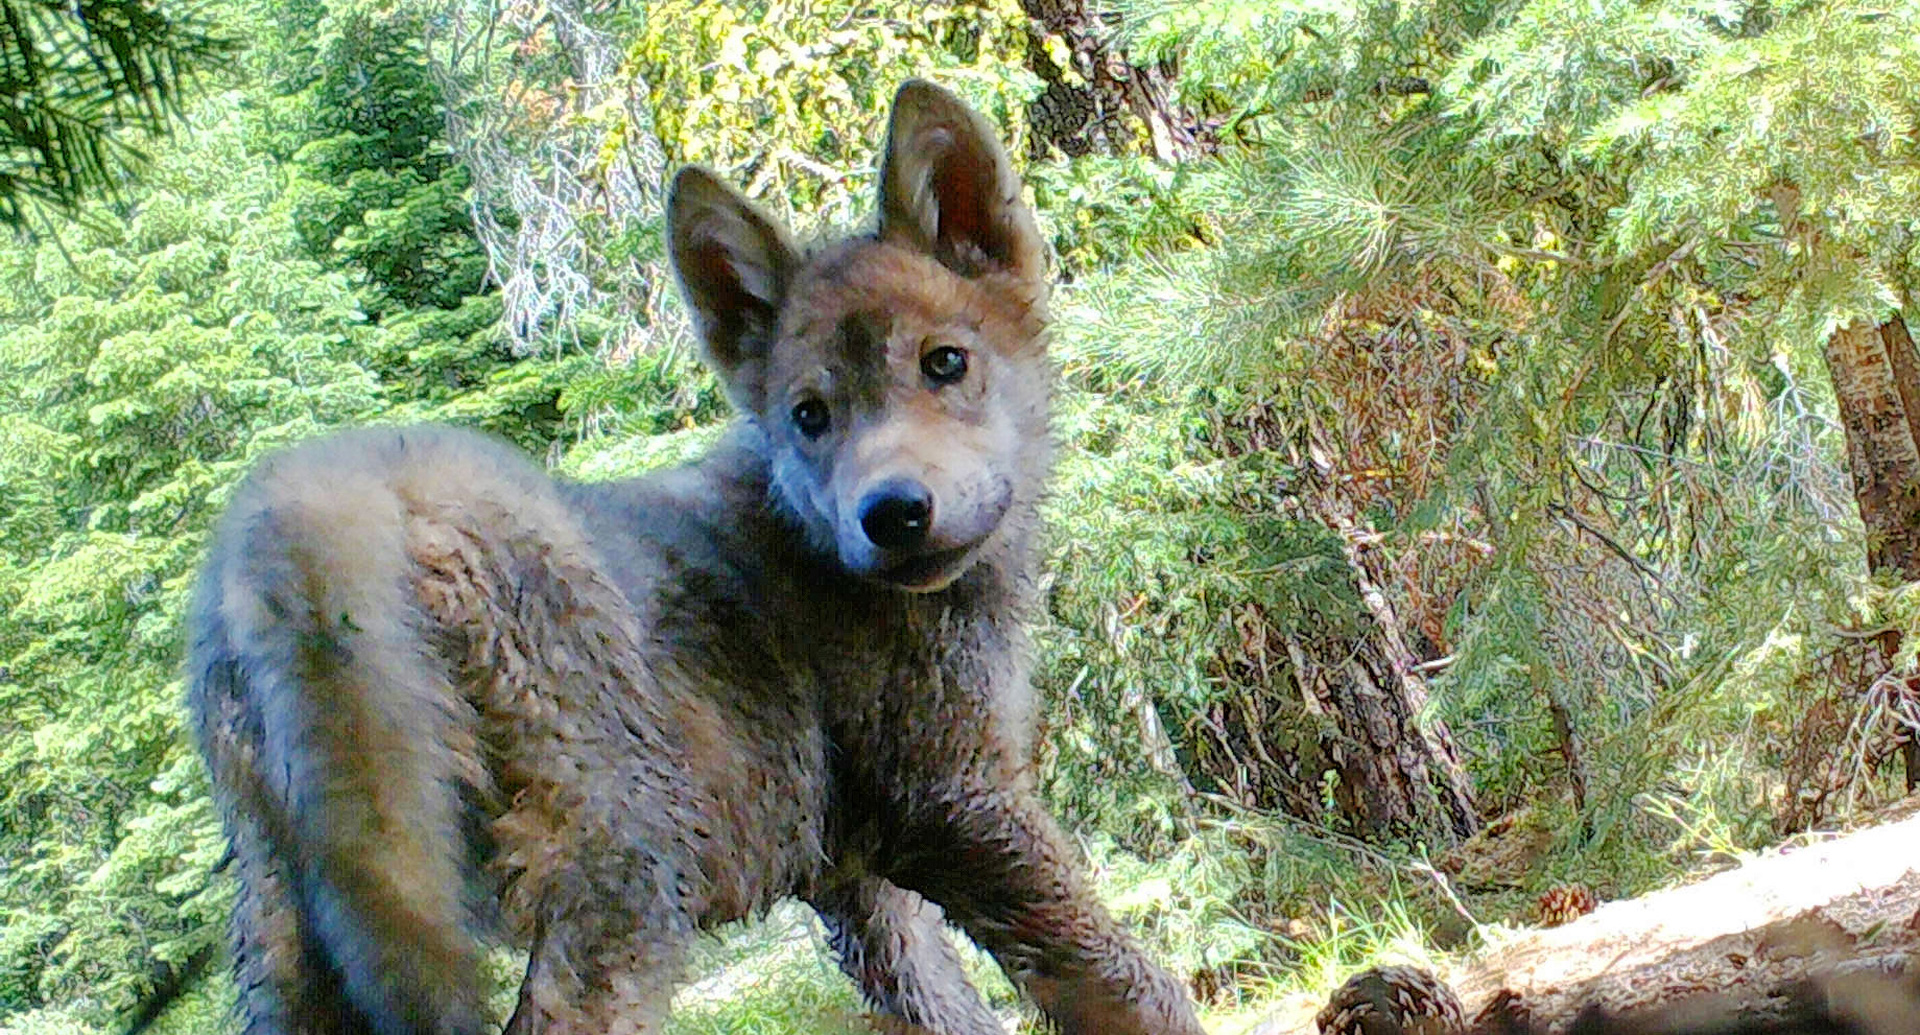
[186,80,1206,1035]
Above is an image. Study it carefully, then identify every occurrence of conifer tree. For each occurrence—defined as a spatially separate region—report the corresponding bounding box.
[1106,0,1920,842]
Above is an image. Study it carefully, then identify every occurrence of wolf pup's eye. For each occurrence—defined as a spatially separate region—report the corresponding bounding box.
[921,346,968,385]
[791,399,831,438]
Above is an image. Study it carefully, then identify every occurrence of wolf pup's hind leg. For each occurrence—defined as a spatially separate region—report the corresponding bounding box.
[194,426,719,1035]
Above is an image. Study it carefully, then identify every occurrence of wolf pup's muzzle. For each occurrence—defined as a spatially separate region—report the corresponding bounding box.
[849,474,1013,592]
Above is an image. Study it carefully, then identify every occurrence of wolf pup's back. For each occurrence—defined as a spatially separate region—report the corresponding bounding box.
[187,81,1205,1035]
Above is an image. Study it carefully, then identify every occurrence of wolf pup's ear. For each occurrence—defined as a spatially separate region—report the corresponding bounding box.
[667,167,798,410]
[877,80,1044,285]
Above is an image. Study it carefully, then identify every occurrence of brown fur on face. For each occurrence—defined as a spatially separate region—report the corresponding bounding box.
[670,83,1051,593]
[188,80,1204,1035]
[759,240,1049,588]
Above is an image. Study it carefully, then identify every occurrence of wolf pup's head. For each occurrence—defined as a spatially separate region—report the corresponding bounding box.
[667,80,1050,593]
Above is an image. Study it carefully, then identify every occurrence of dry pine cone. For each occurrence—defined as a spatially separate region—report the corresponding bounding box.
[1318,965,1466,1035]
[1534,882,1600,927]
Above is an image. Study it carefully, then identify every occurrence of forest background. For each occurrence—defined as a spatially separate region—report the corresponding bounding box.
[3,0,1919,1032]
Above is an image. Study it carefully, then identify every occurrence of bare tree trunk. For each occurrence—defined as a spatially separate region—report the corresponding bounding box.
[423,0,678,362]
[1295,617,1480,843]
[1017,0,1207,161]
[1282,416,1481,845]
[1824,311,1920,789]
[1826,314,1920,578]
[1771,180,1920,790]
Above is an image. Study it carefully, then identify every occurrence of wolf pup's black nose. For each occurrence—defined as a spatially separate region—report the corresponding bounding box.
[859,479,934,550]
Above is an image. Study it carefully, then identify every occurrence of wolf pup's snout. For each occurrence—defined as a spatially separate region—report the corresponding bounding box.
[859,478,934,549]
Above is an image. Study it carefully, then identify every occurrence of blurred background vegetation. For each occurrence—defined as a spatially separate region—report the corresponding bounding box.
[3,0,1919,1031]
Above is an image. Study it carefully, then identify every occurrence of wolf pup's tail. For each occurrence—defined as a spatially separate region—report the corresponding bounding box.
[186,435,490,1035]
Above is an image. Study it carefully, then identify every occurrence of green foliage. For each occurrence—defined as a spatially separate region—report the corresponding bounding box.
[1110,0,1912,866]
[1121,0,1495,131]
[244,0,586,443]
[0,0,233,226]
[1023,155,1216,275]
[1576,3,1920,328]
[0,95,384,1017]
[250,0,488,313]
[0,3,582,1018]
[1035,358,1365,835]
[625,0,1038,234]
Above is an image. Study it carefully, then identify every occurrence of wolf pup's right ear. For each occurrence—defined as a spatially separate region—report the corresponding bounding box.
[877,80,1044,286]
[667,167,799,411]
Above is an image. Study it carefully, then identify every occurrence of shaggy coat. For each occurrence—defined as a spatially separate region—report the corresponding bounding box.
[187,79,1205,1035]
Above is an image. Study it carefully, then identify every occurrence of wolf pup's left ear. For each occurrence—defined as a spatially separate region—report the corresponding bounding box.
[877,80,1044,286]
[667,167,799,411]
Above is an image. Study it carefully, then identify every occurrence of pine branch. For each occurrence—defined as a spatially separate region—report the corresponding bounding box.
[1297,74,1433,104]
[0,0,235,227]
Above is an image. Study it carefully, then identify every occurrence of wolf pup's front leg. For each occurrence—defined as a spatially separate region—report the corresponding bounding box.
[896,784,1207,1035]
[856,82,1207,1035]
[811,877,1005,1035]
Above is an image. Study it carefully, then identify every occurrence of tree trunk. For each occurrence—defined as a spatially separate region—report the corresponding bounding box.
[1318,508,1482,843]
[1197,594,1478,845]
[1304,615,1480,843]
[1281,416,1482,845]
[1017,0,1207,161]
[1824,311,1920,790]
[1826,313,1920,579]
[424,0,672,358]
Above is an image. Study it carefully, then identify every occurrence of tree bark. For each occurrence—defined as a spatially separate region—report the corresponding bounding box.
[1826,313,1920,579]
[1310,616,1480,843]
[1315,502,1482,844]
[1775,178,1920,790]
[1199,595,1477,846]
[1824,311,1920,789]
[1017,0,1207,161]
[1282,416,1482,845]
